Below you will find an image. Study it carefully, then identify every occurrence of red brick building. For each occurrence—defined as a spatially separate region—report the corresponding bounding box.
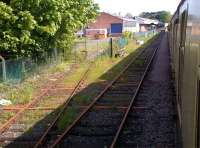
[86,12,124,38]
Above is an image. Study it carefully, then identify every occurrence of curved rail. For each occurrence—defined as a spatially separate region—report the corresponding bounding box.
[49,47,149,148]
[34,62,93,148]
[110,47,158,148]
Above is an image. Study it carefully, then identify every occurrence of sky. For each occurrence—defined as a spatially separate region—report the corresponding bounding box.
[94,0,181,16]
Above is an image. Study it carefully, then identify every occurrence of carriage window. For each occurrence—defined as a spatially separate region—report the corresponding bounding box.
[178,11,188,108]
[180,11,187,47]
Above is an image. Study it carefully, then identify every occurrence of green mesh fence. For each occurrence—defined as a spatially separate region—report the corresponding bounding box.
[0,62,3,82]
[72,38,112,61]
[0,37,128,83]
[6,59,23,82]
[112,37,128,56]
[0,48,65,83]
[119,37,128,48]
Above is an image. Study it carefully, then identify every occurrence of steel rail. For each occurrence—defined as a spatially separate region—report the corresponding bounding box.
[3,107,58,111]
[3,106,148,111]
[34,62,93,148]
[110,47,158,148]
[49,47,148,148]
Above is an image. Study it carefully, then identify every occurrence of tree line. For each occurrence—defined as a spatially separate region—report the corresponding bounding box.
[139,11,171,23]
[0,0,99,59]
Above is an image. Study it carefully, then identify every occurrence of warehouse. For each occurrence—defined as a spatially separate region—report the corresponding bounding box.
[86,12,139,38]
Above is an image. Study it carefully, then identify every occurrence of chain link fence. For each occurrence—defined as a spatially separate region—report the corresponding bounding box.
[0,37,128,83]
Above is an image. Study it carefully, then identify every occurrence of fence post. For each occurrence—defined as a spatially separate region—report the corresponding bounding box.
[110,38,113,58]
[85,37,87,51]
[53,48,58,62]
[0,55,6,81]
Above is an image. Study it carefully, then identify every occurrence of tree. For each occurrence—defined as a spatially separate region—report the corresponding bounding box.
[0,0,99,58]
[159,11,171,23]
[139,11,171,23]
[0,2,37,57]
[125,13,133,19]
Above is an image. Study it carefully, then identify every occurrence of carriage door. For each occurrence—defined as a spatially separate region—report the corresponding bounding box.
[178,10,187,107]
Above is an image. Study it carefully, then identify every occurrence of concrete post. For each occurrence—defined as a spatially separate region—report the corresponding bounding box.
[0,55,6,81]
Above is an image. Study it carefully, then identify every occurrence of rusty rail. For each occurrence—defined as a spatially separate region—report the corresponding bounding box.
[3,106,148,111]
[110,48,158,148]
[3,107,57,111]
[0,85,56,134]
[34,62,93,148]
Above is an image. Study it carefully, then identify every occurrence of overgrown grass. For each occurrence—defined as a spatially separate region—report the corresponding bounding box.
[0,61,72,105]
[63,63,90,87]
[136,35,153,42]
[38,96,67,108]
[46,62,71,74]
[0,112,15,126]
[0,82,36,105]
[125,39,139,54]
[19,110,55,132]
[57,106,79,130]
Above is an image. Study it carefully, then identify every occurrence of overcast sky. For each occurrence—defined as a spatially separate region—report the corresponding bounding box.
[94,0,181,16]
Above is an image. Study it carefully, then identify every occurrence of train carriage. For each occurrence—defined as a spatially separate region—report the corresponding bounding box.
[169,0,200,147]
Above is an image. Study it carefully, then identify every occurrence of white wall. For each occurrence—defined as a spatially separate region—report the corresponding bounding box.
[123,21,140,33]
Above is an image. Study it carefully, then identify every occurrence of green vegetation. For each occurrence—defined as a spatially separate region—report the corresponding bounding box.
[64,63,90,87]
[38,96,67,108]
[20,110,57,131]
[0,81,36,105]
[0,61,72,105]
[0,112,15,126]
[47,62,71,74]
[140,11,171,23]
[57,106,79,130]
[0,0,99,58]
[123,31,135,40]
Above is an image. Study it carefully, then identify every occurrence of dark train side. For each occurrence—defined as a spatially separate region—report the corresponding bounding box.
[169,0,200,147]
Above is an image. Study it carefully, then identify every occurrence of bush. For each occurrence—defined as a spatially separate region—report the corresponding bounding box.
[123,31,135,39]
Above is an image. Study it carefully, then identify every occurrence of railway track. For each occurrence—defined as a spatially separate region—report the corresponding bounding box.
[34,34,162,148]
[111,33,176,147]
[0,63,93,147]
